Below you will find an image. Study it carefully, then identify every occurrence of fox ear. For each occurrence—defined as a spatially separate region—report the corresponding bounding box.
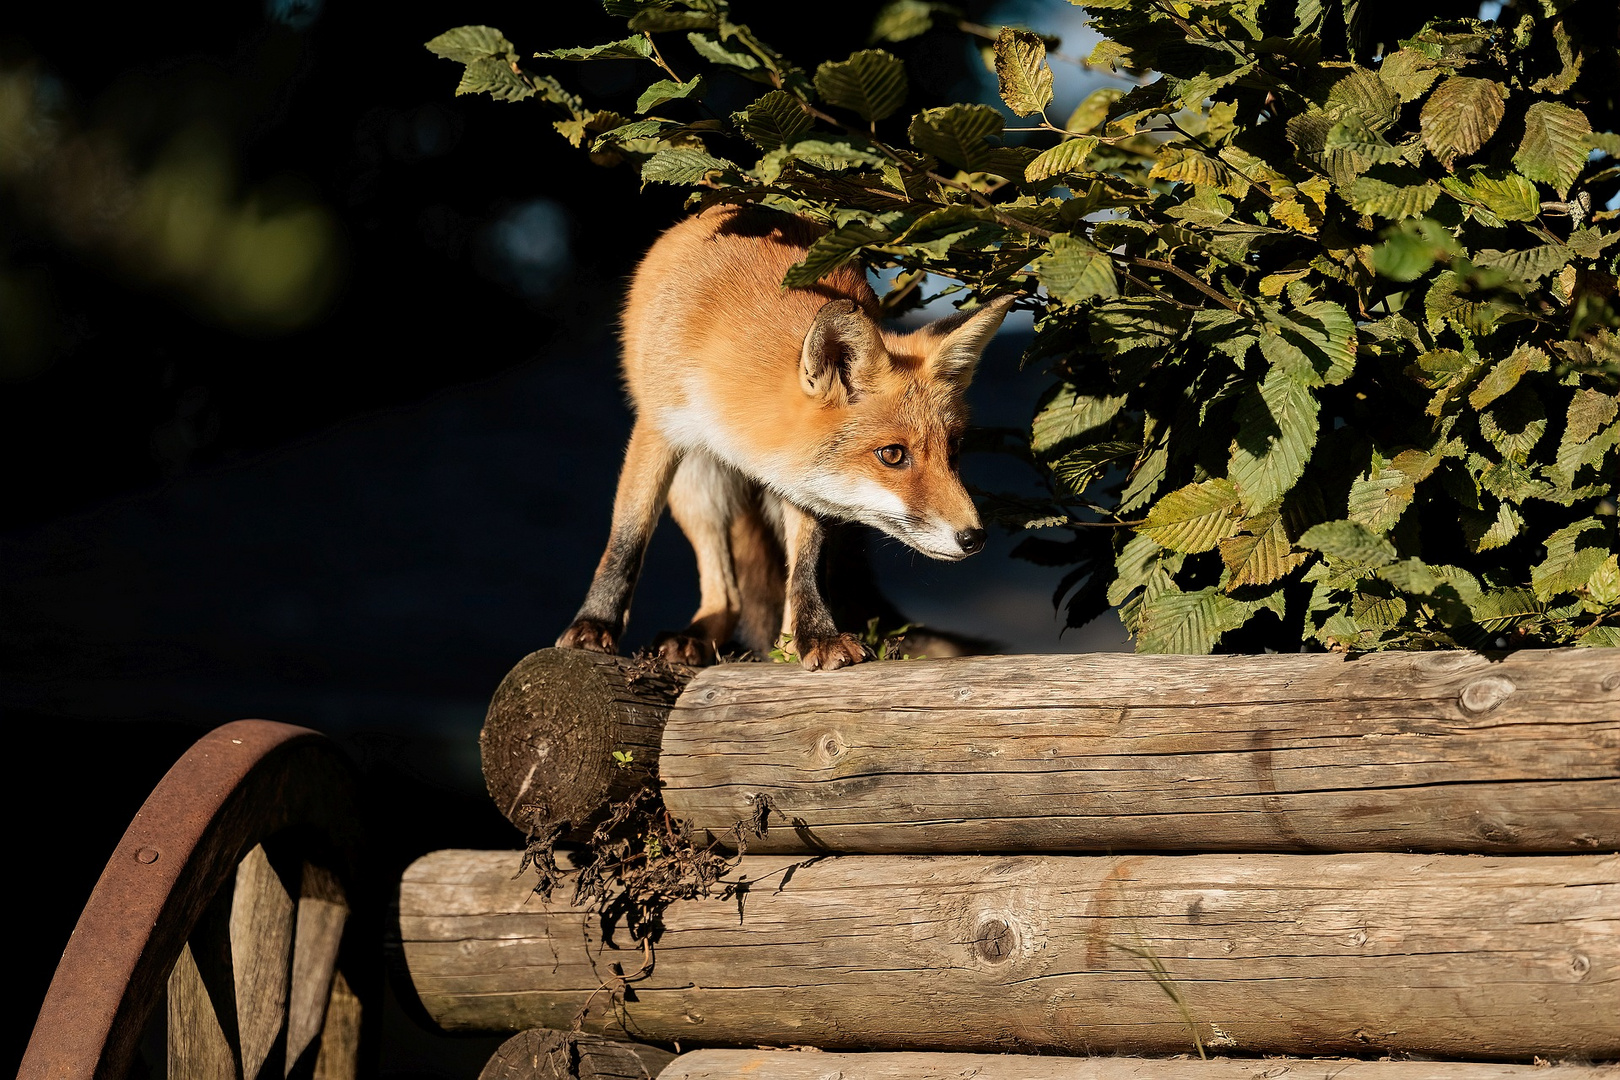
[801,299,883,405]
[921,294,1018,389]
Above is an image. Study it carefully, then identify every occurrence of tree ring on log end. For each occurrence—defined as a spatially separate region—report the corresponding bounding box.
[480,649,692,836]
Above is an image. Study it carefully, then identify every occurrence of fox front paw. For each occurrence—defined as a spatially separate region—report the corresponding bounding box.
[652,631,719,667]
[557,618,619,654]
[795,632,873,672]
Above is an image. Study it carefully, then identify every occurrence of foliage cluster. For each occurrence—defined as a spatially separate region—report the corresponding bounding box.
[429,0,1619,652]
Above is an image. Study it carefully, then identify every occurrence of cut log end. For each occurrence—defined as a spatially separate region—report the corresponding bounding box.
[478,1028,674,1080]
[481,649,692,836]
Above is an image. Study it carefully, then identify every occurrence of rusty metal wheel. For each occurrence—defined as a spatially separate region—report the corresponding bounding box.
[20,720,368,1080]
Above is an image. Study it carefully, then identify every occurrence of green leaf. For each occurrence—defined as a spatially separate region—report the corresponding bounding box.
[1258,300,1357,387]
[734,91,813,150]
[1468,345,1550,410]
[1532,520,1610,601]
[1110,533,1183,608]
[1137,479,1242,553]
[1031,383,1128,458]
[1323,117,1404,164]
[1424,270,1499,336]
[636,76,705,114]
[1479,393,1548,464]
[1461,500,1523,553]
[1378,48,1439,101]
[1441,167,1541,223]
[1300,519,1397,568]
[1025,136,1098,183]
[427,25,516,64]
[1137,586,1256,654]
[1347,448,1435,534]
[870,0,954,42]
[1564,389,1620,446]
[1419,77,1504,169]
[814,49,908,123]
[542,36,654,61]
[1472,244,1571,282]
[1324,67,1400,133]
[1469,586,1543,633]
[1050,440,1138,496]
[688,32,761,71]
[1066,87,1124,134]
[1348,166,1442,219]
[1034,234,1118,305]
[1370,217,1460,282]
[908,104,1003,172]
[1229,367,1320,512]
[455,58,535,101]
[782,220,889,289]
[1514,101,1592,198]
[640,148,732,185]
[994,26,1054,118]
[1579,626,1620,647]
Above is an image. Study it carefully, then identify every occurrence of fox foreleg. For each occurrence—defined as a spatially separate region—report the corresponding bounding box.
[780,502,872,671]
[557,420,681,655]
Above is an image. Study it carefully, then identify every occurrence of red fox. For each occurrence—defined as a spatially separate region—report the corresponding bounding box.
[557,206,1015,670]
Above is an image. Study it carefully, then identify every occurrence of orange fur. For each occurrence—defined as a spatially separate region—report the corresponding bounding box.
[557,206,1015,670]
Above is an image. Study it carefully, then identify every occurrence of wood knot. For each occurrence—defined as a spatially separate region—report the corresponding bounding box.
[1570,953,1591,981]
[972,916,1017,963]
[1601,672,1620,693]
[1458,675,1515,714]
[814,731,846,765]
[957,686,973,701]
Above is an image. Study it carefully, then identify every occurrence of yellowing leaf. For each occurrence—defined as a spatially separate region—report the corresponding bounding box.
[1514,101,1592,198]
[1138,479,1243,553]
[1420,77,1504,169]
[994,27,1053,118]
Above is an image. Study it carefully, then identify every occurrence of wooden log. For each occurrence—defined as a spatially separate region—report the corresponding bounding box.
[661,648,1620,853]
[481,649,693,836]
[398,849,1620,1061]
[660,1051,1620,1079]
[479,1029,674,1080]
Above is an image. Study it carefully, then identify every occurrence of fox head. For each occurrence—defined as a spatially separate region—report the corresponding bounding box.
[795,294,1016,560]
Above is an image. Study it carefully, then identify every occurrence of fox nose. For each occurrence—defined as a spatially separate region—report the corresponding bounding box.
[956,527,986,555]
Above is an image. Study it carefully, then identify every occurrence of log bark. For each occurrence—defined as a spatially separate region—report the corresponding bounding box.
[398,849,1620,1061]
[661,648,1620,853]
[481,650,694,836]
[660,1051,1620,1079]
[479,1029,674,1080]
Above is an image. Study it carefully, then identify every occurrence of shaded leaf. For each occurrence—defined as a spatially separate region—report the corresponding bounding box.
[815,49,908,123]
[1348,167,1442,219]
[542,36,654,61]
[1531,520,1609,601]
[641,148,733,185]
[1034,234,1118,305]
[1220,506,1309,590]
[1031,383,1128,458]
[427,25,516,64]
[1137,587,1256,654]
[1229,367,1321,511]
[636,76,704,114]
[908,104,1004,172]
[735,90,813,150]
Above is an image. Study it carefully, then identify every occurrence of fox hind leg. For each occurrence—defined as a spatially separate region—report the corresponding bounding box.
[557,419,681,655]
[658,452,748,665]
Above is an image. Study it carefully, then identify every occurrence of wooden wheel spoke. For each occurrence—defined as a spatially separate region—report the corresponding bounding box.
[287,863,349,1077]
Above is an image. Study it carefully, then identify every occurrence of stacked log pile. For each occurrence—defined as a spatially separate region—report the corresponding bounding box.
[401,648,1620,1077]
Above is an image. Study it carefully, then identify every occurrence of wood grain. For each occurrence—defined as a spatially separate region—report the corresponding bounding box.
[168,941,237,1080]
[479,1029,674,1080]
[311,970,361,1080]
[399,849,1619,1061]
[231,843,296,1080]
[661,648,1620,853]
[659,1051,1620,1079]
[287,862,348,1074]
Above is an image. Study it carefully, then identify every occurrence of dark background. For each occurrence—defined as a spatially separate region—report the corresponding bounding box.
[0,0,1127,1073]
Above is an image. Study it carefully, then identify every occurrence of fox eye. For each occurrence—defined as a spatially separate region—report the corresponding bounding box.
[875,444,908,467]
